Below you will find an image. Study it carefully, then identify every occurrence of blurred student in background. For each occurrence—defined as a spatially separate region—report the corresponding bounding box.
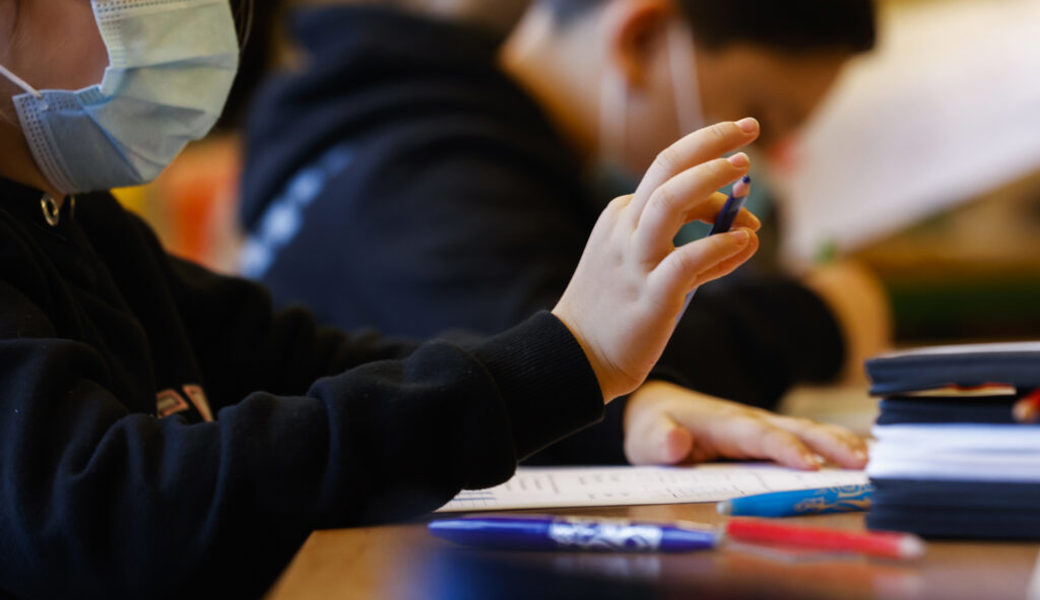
[238,0,885,465]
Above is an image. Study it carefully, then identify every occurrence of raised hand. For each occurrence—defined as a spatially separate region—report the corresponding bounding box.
[552,119,762,401]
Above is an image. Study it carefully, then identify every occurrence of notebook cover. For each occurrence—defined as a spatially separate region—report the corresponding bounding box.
[876,395,1020,425]
[866,342,1040,396]
[871,477,1040,509]
[869,478,1040,539]
[867,507,1040,540]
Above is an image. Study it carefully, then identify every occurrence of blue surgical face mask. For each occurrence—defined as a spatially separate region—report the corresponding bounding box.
[0,0,239,196]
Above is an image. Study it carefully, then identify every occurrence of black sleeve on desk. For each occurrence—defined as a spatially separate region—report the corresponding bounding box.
[0,309,601,599]
[522,396,629,466]
[466,311,605,465]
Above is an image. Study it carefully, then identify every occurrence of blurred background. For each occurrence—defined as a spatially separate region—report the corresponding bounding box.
[770,0,1040,343]
[115,0,1040,347]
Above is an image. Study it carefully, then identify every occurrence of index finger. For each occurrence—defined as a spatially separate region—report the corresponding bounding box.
[770,416,869,470]
[629,119,760,218]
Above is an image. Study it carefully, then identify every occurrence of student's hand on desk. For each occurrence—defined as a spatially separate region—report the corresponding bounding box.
[623,380,869,470]
[552,120,762,402]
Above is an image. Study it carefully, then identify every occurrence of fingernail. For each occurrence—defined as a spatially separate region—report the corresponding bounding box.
[854,449,868,462]
[736,117,759,133]
[728,152,750,168]
[728,229,750,244]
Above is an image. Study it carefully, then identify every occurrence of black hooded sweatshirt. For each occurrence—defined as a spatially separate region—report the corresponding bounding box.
[0,177,602,599]
[238,6,846,423]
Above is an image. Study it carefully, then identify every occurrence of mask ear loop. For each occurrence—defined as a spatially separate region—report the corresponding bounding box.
[0,64,43,99]
[667,21,705,137]
[600,65,628,170]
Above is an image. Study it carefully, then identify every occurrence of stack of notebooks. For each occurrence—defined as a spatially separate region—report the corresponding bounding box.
[865,342,1040,539]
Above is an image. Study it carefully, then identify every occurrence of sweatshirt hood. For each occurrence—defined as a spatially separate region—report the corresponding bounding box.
[239,6,531,230]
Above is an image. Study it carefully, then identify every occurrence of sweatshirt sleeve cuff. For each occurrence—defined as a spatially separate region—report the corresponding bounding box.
[470,311,604,459]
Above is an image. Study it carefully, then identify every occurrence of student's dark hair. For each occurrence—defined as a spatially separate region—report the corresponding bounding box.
[221,0,281,130]
[543,0,877,53]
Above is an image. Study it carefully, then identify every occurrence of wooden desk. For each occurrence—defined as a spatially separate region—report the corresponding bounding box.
[266,502,1040,600]
[266,387,1034,598]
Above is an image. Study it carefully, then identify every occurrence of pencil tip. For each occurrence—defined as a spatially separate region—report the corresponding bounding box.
[732,176,752,199]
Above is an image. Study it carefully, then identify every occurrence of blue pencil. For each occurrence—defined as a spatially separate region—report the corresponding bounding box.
[677,175,752,321]
[717,484,873,518]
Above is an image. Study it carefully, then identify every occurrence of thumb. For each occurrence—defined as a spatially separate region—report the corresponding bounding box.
[625,413,693,465]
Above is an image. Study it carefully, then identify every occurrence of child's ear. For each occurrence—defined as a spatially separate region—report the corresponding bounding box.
[602,0,675,90]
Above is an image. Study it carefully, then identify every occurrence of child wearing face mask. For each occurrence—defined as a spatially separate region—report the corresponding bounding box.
[238,0,883,465]
[0,1,798,598]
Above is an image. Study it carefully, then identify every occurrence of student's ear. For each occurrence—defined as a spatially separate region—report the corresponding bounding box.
[601,0,675,90]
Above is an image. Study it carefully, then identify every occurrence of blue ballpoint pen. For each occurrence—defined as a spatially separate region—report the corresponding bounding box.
[430,512,926,560]
[708,175,753,237]
[428,515,717,553]
[717,484,874,518]
[678,175,752,319]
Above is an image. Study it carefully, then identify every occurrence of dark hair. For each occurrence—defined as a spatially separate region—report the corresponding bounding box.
[542,0,877,53]
[230,0,256,46]
[219,0,273,130]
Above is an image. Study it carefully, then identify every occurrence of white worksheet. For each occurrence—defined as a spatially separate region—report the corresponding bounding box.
[437,464,868,512]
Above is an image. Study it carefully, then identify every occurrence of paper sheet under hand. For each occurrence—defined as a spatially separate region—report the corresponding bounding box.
[437,464,868,512]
